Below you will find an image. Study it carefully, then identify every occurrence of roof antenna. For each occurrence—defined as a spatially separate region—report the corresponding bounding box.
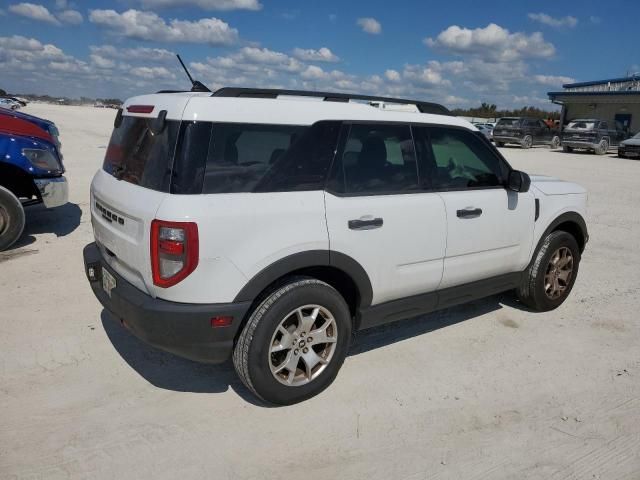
[176,54,211,92]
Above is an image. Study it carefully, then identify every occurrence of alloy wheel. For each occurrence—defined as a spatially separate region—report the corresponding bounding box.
[544,247,574,299]
[269,304,338,387]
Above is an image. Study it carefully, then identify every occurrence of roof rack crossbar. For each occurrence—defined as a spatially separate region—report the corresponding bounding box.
[211,87,451,115]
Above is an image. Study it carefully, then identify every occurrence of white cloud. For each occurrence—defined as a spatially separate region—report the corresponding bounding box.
[54,0,68,9]
[89,9,239,45]
[528,13,578,28]
[292,47,339,63]
[533,74,575,86]
[9,2,60,25]
[357,17,381,35]
[139,0,261,10]
[385,69,401,82]
[89,54,116,69]
[425,23,555,62]
[58,9,83,24]
[89,45,175,63]
[130,66,175,79]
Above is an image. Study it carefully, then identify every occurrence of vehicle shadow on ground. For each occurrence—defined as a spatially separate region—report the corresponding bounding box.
[7,202,82,250]
[101,292,524,406]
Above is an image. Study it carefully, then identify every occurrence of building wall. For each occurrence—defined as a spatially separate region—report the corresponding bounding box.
[557,94,640,133]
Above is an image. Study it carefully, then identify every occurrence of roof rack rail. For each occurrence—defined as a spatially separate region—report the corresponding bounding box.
[211,87,452,116]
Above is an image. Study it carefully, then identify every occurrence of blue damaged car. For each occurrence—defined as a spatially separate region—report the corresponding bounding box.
[0,111,68,250]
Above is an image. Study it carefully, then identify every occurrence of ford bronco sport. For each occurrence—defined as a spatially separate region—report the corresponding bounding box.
[83,87,588,405]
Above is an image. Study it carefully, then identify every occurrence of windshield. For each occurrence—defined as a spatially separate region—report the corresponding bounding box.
[633,132,640,139]
[567,120,596,130]
[496,118,522,127]
[103,115,179,192]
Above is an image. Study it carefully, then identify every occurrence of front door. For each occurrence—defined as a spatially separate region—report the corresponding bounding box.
[414,126,535,289]
[324,123,447,305]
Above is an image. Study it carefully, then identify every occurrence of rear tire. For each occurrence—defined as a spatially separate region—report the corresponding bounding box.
[517,231,580,312]
[595,138,609,155]
[0,186,26,251]
[562,145,573,153]
[233,277,352,405]
[550,136,561,149]
[521,135,533,149]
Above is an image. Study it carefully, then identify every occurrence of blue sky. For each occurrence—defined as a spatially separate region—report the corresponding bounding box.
[0,0,637,108]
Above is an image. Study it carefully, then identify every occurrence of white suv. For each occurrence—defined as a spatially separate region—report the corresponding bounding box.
[83,88,588,405]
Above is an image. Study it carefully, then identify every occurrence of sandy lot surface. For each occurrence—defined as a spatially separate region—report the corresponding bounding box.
[1,103,639,479]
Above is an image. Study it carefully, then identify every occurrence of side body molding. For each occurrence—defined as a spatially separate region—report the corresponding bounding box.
[233,250,373,308]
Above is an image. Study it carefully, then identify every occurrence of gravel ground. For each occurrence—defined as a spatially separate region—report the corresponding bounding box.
[1,104,639,480]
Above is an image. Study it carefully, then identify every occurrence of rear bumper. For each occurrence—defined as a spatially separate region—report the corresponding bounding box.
[561,140,598,150]
[493,136,522,144]
[83,242,251,363]
[34,176,68,208]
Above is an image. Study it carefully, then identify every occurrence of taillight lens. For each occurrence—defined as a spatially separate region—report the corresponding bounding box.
[151,220,199,288]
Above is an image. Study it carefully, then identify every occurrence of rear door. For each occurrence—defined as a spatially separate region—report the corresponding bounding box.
[324,123,446,305]
[414,126,535,288]
[91,97,190,296]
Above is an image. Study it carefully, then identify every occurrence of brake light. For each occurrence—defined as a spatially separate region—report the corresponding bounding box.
[127,105,155,114]
[151,220,199,288]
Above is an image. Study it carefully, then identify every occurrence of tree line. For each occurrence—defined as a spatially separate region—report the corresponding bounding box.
[451,102,560,120]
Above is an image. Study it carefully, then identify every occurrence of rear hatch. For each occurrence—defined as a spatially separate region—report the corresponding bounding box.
[494,118,522,136]
[562,120,597,142]
[90,93,199,297]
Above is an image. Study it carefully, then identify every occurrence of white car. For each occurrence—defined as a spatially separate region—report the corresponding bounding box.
[83,87,588,405]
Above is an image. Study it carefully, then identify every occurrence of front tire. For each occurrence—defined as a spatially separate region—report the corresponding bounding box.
[550,136,561,149]
[233,278,352,405]
[0,186,26,251]
[521,135,533,149]
[496,141,505,147]
[517,231,580,312]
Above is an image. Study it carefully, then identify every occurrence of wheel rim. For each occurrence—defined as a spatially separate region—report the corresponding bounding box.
[600,140,608,153]
[0,205,8,235]
[552,137,560,148]
[269,304,338,387]
[525,136,532,148]
[544,247,574,300]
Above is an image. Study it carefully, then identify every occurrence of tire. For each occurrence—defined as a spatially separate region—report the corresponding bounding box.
[562,145,573,153]
[595,138,609,155]
[0,186,26,251]
[233,277,352,405]
[550,136,561,149]
[496,141,504,147]
[521,135,533,149]
[517,231,580,312]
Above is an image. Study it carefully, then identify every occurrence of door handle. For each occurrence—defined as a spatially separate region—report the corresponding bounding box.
[456,207,483,219]
[348,217,383,230]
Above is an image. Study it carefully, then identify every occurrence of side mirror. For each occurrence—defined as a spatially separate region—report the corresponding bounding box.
[508,170,530,193]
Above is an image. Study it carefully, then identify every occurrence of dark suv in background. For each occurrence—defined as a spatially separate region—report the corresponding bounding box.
[493,117,560,149]
[561,119,627,155]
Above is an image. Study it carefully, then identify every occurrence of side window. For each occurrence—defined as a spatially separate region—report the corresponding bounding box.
[426,127,506,189]
[329,123,418,194]
[202,123,305,193]
[599,121,608,130]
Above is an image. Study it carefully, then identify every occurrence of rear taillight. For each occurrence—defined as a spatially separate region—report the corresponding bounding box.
[151,220,199,288]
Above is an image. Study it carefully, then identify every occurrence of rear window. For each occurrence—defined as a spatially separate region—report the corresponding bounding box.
[496,118,522,127]
[103,115,179,192]
[567,120,596,130]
